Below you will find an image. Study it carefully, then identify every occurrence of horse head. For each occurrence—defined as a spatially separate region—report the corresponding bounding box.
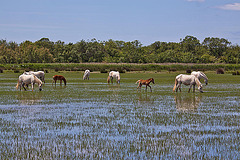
[33,75,43,91]
[39,83,43,91]
[198,84,203,93]
[204,80,208,85]
[117,76,120,84]
[151,78,155,84]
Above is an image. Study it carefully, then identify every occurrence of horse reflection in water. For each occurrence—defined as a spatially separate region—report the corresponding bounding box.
[175,94,201,112]
[17,92,43,105]
[138,93,154,105]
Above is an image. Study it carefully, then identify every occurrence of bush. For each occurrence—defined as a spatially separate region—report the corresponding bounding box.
[168,68,177,72]
[14,70,20,73]
[100,69,108,73]
[186,69,191,74]
[216,68,224,74]
[232,71,240,75]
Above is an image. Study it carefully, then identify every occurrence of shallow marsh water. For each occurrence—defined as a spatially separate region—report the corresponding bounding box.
[0,71,239,159]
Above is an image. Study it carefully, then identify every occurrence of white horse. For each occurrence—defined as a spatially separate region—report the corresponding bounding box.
[173,74,203,93]
[16,74,43,91]
[107,71,120,84]
[24,71,45,83]
[191,71,208,85]
[83,69,90,80]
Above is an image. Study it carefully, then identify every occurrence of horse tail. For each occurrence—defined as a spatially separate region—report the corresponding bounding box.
[107,76,110,83]
[16,80,20,90]
[173,78,177,92]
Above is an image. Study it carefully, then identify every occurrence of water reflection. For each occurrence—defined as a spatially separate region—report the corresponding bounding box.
[175,94,201,112]
[138,92,154,105]
[52,85,67,90]
[17,92,43,105]
[107,84,120,90]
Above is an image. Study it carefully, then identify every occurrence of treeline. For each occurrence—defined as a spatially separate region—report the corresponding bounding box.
[0,36,240,64]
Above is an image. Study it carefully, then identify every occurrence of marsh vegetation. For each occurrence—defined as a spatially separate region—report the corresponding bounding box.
[0,71,239,159]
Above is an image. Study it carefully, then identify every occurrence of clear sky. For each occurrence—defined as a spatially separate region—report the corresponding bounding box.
[1,0,240,46]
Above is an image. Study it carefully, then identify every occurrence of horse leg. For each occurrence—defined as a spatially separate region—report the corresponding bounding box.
[137,84,142,92]
[137,83,140,91]
[176,84,179,92]
[60,80,62,85]
[22,83,27,91]
[193,85,195,92]
[31,83,34,92]
[177,83,181,92]
[188,85,192,93]
[137,83,140,89]
[148,85,152,92]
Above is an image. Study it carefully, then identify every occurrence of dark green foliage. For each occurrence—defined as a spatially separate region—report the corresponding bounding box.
[232,71,240,75]
[216,68,224,74]
[0,36,240,64]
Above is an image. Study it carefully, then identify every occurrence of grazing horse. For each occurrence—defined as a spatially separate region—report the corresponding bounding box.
[24,71,45,83]
[16,74,43,91]
[83,69,90,80]
[173,74,203,93]
[191,71,208,85]
[52,75,67,86]
[107,71,120,84]
[136,78,155,92]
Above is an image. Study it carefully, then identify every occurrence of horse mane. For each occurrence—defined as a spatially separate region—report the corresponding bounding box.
[199,71,208,80]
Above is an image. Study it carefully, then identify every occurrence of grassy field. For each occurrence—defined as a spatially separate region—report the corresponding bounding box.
[0,71,239,159]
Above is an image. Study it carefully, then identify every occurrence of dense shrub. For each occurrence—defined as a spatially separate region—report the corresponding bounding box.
[216,68,224,74]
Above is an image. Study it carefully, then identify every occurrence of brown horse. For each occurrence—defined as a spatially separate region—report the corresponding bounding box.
[136,78,155,92]
[52,75,67,86]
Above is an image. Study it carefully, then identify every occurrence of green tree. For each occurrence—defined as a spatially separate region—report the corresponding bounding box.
[202,37,231,59]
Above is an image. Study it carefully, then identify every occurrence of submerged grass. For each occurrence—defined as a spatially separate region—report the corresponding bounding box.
[0,71,239,159]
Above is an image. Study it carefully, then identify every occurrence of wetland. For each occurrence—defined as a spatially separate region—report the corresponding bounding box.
[0,71,239,159]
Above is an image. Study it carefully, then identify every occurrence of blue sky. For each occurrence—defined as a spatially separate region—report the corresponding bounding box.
[1,0,240,46]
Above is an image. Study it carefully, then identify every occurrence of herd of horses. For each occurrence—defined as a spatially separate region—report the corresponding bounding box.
[15,70,208,93]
